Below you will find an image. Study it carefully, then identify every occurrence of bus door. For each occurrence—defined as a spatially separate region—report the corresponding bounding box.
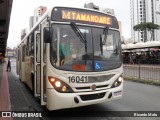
[34,31,41,97]
[21,45,26,82]
[34,27,46,105]
[40,24,47,106]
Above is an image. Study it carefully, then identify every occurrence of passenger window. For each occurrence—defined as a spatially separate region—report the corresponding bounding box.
[22,46,26,62]
[36,33,40,63]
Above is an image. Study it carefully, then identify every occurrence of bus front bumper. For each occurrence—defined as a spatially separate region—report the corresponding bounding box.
[46,85,123,111]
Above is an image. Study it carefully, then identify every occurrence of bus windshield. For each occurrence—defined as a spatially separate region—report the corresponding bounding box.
[50,24,122,72]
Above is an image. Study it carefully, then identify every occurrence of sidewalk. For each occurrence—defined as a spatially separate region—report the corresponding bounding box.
[0,63,12,120]
[0,60,40,120]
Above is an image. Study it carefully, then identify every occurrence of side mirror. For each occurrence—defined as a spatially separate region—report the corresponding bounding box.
[43,27,51,43]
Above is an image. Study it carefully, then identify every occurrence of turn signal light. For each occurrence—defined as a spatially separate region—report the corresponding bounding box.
[50,78,55,82]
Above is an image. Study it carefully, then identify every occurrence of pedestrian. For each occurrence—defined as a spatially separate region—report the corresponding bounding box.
[129,53,134,64]
[7,58,11,72]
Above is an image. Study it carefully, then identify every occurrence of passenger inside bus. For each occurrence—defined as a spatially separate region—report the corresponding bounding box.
[59,31,72,66]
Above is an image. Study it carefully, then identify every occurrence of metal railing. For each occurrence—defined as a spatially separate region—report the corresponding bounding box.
[123,59,160,83]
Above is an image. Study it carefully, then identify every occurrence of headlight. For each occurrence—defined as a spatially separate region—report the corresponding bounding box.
[55,81,61,87]
[111,76,123,88]
[48,76,74,93]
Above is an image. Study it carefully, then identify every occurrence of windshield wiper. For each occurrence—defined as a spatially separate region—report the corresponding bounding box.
[100,27,109,55]
[70,22,87,43]
[70,22,88,64]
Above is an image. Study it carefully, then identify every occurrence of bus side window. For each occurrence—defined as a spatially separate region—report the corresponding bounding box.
[18,48,20,61]
[28,33,34,56]
[29,33,34,55]
[36,33,40,63]
[22,46,26,62]
[25,37,29,56]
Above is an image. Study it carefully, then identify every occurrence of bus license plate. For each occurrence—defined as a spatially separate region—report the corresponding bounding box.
[68,76,88,83]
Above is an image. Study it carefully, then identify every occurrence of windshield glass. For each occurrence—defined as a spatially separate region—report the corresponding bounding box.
[50,24,122,72]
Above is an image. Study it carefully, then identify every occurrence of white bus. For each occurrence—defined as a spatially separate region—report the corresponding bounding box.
[16,6,123,110]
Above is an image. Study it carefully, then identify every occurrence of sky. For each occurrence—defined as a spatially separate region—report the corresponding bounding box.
[7,0,131,48]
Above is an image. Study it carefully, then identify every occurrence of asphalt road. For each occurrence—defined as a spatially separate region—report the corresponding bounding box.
[7,58,160,120]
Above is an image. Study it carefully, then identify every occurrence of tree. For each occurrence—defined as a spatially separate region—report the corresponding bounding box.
[133,23,147,42]
[146,22,159,41]
[133,22,160,42]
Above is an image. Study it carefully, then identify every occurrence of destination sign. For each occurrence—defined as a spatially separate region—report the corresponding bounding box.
[61,10,112,25]
[51,7,119,28]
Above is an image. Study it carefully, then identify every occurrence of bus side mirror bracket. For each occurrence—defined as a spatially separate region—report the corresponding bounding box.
[44,27,51,43]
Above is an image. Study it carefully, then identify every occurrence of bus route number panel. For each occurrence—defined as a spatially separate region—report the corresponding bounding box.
[68,76,88,83]
[51,7,119,29]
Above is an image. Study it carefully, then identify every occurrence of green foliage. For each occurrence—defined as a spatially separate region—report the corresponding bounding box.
[146,22,160,40]
[146,22,159,30]
[133,22,159,31]
[133,22,160,41]
[133,23,147,31]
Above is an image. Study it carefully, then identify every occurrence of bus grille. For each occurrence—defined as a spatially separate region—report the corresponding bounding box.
[80,92,106,101]
[88,74,115,83]
[76,85,109,90]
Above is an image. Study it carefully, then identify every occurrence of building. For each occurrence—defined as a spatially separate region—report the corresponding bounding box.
[5,47,14,58]
[33,6,47,26]
[29,16,34,30]
[21,28,28,40]
[130,0,160,43]
[29,6,47,30]
[84,3,123,42]
[102,8,115,16]
[118,21,122,37]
